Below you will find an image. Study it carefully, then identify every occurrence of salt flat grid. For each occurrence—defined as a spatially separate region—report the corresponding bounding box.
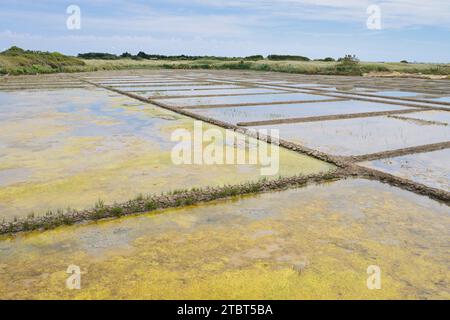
[84,70,450,200]
[185,76,450,110]
[359,149,450,192]
[1,69,449,202]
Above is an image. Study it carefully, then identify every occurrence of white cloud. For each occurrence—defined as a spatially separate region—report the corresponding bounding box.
[1,0,450,61]
[171,0,450,28]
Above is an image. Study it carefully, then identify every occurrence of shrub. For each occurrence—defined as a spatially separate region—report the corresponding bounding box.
[121,52,133,58]
[337,54,360,63]
[144,200,158,211]
[110,205,124,217]
[315,57,335,62]
[78,52,119,60]
[267,55,310,61]
[0,46,85,75]
[335,54,362,75]
[244,55,264,61]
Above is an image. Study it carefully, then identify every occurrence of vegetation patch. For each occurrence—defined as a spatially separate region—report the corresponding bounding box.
[332,54,364,76]
[0,46,85,75]
[268,55,310,61]
[0,170,345,235]
[2,47,449,77]
[77,51,263,62]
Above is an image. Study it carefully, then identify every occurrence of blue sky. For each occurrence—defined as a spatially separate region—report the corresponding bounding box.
[1,0,449,62]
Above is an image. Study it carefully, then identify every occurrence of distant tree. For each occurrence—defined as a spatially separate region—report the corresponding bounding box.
[136,51,147,59]
[334,54,362,75]
[121,52,132,58]
[77,52,119,60]
[337,54,359,63]
[314,57,336,62]
[244,55,264,61]
[400,60,409,64]
[267,55,310,61]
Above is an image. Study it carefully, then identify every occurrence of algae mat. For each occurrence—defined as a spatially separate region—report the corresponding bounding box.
[0,89,333,220]
[0,179,448,299]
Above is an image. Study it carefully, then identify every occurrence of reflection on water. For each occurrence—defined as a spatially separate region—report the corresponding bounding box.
[119,84,242,92]
[430,96,450,103]
[389,110,450,125]
[253,115,450,156]
[157,92,332,107]
[372,91,419,98]
[0,89,333,220]
[191,100,412,125]
[146,88,283,97]
[359,149,450,191]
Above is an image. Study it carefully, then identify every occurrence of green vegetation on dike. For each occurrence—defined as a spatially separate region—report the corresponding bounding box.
[1,47,449,77]
[0,46,85,75]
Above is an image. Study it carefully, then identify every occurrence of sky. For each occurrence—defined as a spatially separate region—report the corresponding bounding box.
[1,0,450,62]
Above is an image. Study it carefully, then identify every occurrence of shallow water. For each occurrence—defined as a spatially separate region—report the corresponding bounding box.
[108,82,212,88]
[388,110,450,125]
[320,87,379,93]
[286,83,330,88]
[122,84,244,92]
[252,115,450,156]
[157,93,332,107]
[99,80,194,86]
[189,100,413,125]
[0,179,448,299]
[145,88,285,97]
[0,89,333,220]
[372,91,419,98]
[427,97,450,103]
[359,149,450,191]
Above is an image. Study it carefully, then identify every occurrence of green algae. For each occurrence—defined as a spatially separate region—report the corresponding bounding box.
[0,179,448,299]
[0,89,333,220]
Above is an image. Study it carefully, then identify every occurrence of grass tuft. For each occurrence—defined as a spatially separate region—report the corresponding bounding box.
[0,170,344,235]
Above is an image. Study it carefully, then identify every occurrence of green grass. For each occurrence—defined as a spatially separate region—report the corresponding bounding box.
[1,47,449,77]
[0,171,344,234]
[80,58,450,77]
[0,46,85,75]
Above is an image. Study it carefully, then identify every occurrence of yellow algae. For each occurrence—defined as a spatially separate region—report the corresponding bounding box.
[157,116,329,175]
[0,117,69,144]
[0,179,448,300]
[0,89,333,220]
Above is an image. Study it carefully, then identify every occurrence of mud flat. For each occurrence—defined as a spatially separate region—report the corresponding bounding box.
[0,87,333,221]
[0,179,448,299]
